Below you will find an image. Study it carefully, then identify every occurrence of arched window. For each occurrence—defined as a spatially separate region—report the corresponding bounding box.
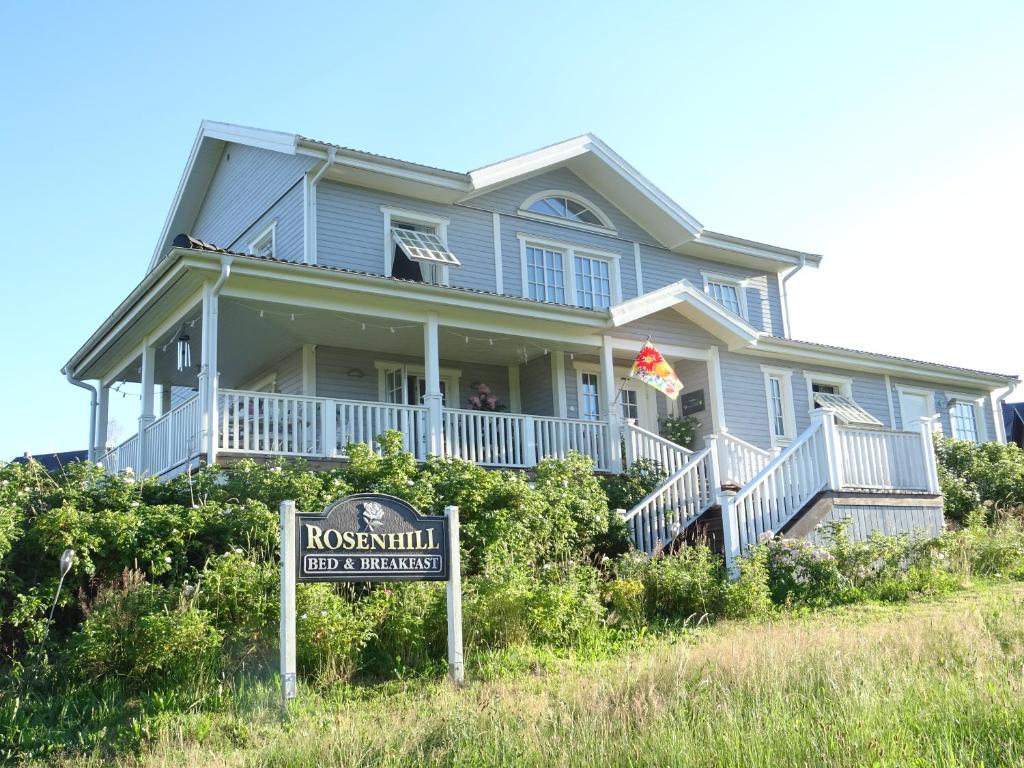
[520,191,614,230]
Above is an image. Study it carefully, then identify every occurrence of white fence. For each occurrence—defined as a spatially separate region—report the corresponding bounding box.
[337,400,429,460]
[623,446,716,554]
[622,422,691,475]
[532,415,609,470]
[837,427,932,491]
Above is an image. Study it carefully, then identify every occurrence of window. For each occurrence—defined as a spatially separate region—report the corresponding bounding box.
[702,272,747,318]
[381,206,452,285]
[376,361,461,406]
[519,235,622,308]
[574,254,611,309]
[519,191,614,231]
[619,389,639,421]
[580,372,601,420]
[768,376,786,439]
[249,223,276,259]
[946,394,986,443]
[762,366,796,446]
[526,245,566,303]
[804,374,853,411]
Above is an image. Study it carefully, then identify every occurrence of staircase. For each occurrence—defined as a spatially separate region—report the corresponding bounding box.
[620,410,942,566]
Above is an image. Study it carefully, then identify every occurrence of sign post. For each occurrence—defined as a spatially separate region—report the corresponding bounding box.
[445,505,463,685]
[279,494,463,705]
[279,500,298,707]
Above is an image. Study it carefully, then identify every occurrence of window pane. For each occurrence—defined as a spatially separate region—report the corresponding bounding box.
[574,255,611,310]
[619,389,639,420]
[952,402,979,442]
[581,372,600,420]
[707,281,741,315]
[769,377,786,438]
[527,196,603,226]
[526,246,566,303]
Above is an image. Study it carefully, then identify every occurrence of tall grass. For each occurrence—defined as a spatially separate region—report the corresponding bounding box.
[41,582,1024,768]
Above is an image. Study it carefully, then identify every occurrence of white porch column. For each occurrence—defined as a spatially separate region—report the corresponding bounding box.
[551,351,567,417]
[138,343,156,474]
[423,312,444,457]
[160,385,172,416]
[95,384,110,457]
[918,416,941,494]
[301,344,317,396]
[706,346,727,434]
[600,335,623,473]
[199,286,222,464]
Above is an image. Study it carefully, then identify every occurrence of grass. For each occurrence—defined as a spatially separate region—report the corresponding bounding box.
[35,581,1024,768]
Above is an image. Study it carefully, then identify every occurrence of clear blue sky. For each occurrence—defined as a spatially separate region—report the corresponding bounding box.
[1,1,1021,457]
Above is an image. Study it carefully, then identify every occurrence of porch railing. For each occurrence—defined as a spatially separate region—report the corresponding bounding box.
[837,426,932,491]
[622,422,691,475]
[532,415,609,471]
[717,431,772,486]
[337,400,429,460]
[99,395,201,478]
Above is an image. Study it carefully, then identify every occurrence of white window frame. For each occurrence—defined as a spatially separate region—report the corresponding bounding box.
[518,234,622,308]
[945,391,988,443]
[761,365,797,447]
[374,360,461,406]
[518,189,617,235]
[803,372,853,414]
[248,221,277,259]
[380,206,451,286]
[701,271,749,320]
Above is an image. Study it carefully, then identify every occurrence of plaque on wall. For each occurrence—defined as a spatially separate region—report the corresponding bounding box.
[679,388,705,416]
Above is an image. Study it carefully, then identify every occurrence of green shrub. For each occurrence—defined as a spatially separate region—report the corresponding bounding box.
[935,437,1024,522]
[602,458,666,511]
[295,584,375,684]
[616,545,727,621]
[659,415,701,449]
[762,536,842,608]
[193,552,279,661]
[464,556,605,649]
[360,581,447,676]
[724,546,773,619]
[533,452,611,559]
[604,577,645,629]
[939,508,1024,577]
[67,570,222,691]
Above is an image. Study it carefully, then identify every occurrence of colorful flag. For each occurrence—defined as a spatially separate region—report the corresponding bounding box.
[630,340,683,400]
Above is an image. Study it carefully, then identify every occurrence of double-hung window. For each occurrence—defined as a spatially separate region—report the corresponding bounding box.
[574,254,611,309]
[525,245,566,303]
[579,372,601,421]
[762,366,796,446]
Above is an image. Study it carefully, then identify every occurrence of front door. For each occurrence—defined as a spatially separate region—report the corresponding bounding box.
[898,389,935,430]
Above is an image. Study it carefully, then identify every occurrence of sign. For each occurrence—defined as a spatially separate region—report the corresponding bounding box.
[296,494,449,582]
[279,495,463,705]
[679,388,705,416]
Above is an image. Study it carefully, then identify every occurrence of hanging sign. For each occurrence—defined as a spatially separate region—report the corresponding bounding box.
[279,495,463,705]
[296,494,449,582]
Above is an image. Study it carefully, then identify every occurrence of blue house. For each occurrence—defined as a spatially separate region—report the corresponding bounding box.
[62,122,1020,566]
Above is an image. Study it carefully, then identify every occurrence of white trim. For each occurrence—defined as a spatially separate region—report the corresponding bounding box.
[945,391,989,443]
[380,206,451,285]
[761,365,797,447]
[492,212,504,295]
[633,241,644,296]
[707,347,726,432]
[803,372,853,413]
[701,270,749,320]
[551,351,568,417]
[884,374,896,428]
[248,221,277,258]
[517,189,617,234]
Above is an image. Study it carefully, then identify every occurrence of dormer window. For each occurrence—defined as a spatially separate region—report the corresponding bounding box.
[249,222,276,259]
[519,190,615,232]
[380,206,456,285]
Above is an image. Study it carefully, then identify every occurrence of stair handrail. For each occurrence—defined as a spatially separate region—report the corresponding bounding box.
[622,444,716,553]
[622,421,692,476]
[717,430,773,486]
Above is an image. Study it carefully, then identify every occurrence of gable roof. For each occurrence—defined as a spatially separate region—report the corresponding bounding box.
[148,121,822,274]
[609,279,761,348]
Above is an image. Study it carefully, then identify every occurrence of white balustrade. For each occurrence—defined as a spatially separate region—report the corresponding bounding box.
[622,422,691,475]
[622,446,716,554]
[218,390,323,456]
[532,415,609,470]
[837,427,931,491]
[336,400,428,460]
[718,431,772,486]
[100,433,141,476]
[724,420,830,560]
[442,409,528,467]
